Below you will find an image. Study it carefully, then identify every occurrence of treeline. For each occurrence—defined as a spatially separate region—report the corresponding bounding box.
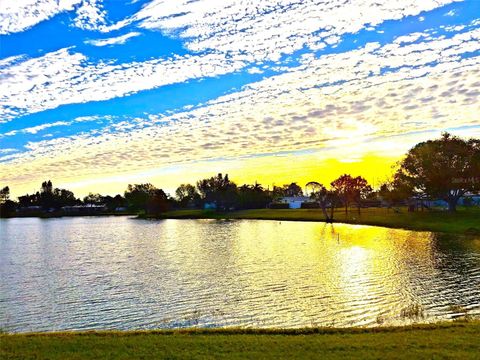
[0,173,372,218]
[1,132,479,218]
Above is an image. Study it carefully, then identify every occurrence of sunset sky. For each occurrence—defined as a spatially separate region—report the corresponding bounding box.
[1,0,479,198]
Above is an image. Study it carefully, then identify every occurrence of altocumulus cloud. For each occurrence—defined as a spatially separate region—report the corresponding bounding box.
[0,0,479,193]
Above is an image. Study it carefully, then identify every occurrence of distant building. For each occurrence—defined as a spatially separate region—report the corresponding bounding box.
[275,196,311,209]
[16,206,42,214]
[204,202,217,210]
[61,204,107,214]
[413,193,480,210]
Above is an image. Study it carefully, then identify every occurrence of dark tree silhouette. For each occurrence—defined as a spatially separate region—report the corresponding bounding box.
[395,133,480,212]
[0,186,16,217]
[124,183,158,211]
[237,182,271,209]
[83,193,104,205]
[196,173,238,211]
[0,186,10,203]
[331,174,372,215]
[146,189,169,215]
[175,184,201,208]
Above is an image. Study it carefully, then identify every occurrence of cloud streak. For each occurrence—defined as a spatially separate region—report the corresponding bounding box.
[85,32,141,46]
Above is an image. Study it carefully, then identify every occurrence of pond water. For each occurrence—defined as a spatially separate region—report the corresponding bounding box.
[1,217,479,332]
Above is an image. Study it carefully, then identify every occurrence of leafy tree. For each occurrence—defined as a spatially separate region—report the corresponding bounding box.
[39,180,55,209]
[282,182,303,197]
[146,189,169,215]
[395,133,480,212]
[16,181,79,210]
[331,174,372,215]
[307,182,339,222]
[124,183,158,211]
[237,182,271,209]
[272,183,303,198]
[102,194,126,211]
[83,193,104,205]
[378,178,413,208]
[196,173,238,211]
[53,188,78,207]
[41,180,53,194]
[0,186,10,204]
[175,184,201,208]
[0,186,16,217]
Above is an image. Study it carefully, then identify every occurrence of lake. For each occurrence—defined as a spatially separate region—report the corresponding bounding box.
[1,217,479,332]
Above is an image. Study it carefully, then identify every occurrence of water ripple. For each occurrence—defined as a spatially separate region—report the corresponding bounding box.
[1,217,479,332]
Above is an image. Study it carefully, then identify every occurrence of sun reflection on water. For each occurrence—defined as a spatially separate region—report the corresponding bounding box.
[0,217,479,332]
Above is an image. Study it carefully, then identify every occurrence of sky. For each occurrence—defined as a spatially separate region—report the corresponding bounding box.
[0,0,479,198]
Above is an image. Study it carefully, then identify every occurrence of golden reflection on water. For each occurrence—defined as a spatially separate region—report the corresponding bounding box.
[0,217,479,332]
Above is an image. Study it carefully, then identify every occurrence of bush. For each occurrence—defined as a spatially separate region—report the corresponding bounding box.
[301,202,319,209]
[268,203,290,209]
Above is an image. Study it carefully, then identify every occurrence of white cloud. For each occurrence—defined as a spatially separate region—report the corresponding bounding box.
[0,148,18,154]
[85,31,141,46]
[0,0,110,34]
[246,67,264,75]
[0,49,246,121]
[132,0,460,61]
[1,0,477,193]
[1,27,479,187]
[72,0,106,30]
[0,115,103,137]
[0,1,470,122]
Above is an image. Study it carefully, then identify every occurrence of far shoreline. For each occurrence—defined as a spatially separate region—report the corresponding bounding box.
[2,207,479,236]
[140,207,480,236]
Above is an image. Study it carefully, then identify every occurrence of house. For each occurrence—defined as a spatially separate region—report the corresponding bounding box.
[275,196,311,209]
[16,206,42,215]
[61,204,107,214]
[204,202,217,210]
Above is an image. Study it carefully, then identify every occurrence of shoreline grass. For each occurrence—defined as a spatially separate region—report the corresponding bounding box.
[2,321,479,359]
[143,207,480,235]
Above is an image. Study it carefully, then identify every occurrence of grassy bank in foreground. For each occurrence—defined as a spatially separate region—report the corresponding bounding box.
[147,207,480,235]
[2,322,480,359]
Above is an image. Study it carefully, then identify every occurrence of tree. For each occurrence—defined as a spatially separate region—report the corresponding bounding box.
[102,194,126,211]
[0,186,16,217]
[146,189,169,215]
[0,186,10,204]
[331,174,372,215]
[39,180,54,209]
[237,182,271,209]
[271,182,303,198]
[283,182,303,197]
[395,133,480,212]
[83,193,104,205]
[175,184,200,208]
[41,180,53,194]
[53,188,78,207]
[196,173,238,211]
[124,183,158,211]
[378,178,413,208]
[307,182,339,223]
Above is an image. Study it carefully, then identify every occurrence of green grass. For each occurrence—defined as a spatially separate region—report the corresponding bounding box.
[2,322,480,359]
[150,207,480,235]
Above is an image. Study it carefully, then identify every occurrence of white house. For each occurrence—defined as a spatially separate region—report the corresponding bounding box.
[276,196,311,209]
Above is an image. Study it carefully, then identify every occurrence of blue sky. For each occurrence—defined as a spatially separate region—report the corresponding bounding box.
[0,0,479,196]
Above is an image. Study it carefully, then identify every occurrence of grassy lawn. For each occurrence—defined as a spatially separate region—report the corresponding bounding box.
[2,322,480,359]
[154,207,480,235]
